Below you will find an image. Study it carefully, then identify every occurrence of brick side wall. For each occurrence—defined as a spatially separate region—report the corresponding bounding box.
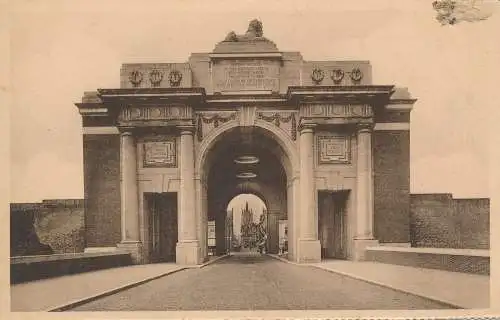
[410,194,489,249]
[453,199,490,249]
[373,131,411,243]
[83,134,121,247]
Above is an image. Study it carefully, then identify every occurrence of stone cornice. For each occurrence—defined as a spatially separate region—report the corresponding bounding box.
[389,98,418,104]
[286,85,395,104]
[287,85,395,95]
[386,98,417,112]
[76,105,108,116]
[87,86,401,109]
[97,88,206,104]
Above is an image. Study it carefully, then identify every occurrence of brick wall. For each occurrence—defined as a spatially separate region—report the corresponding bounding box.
[10,199,85,256]
[453,199,490,248]
[410,194,489,249]
[83,134,121,247]
[373,131,411,243]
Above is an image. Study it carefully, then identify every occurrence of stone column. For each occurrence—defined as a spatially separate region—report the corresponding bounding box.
[353,123,378,260]
[116,130,143,263]
[297,123,321,263]
[176,126,201,265]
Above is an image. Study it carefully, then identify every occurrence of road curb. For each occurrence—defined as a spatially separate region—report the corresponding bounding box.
[268,254,463,309]
[267,254,301,265]
[47,267,188,312]
[309,264,463,309]
[48,255,229,312]
[198,254,229,268]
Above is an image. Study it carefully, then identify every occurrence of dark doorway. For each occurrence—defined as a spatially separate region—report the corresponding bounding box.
[318,190,349,259]
[145,192,178,263]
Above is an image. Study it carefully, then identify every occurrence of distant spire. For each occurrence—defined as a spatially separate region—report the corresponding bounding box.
[245,201,249,211]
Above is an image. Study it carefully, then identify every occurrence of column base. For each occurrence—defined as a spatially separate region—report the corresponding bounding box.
[116,241,144,264]
[176,241,202,265]
[297,239,321,263]
[353,239,379,261]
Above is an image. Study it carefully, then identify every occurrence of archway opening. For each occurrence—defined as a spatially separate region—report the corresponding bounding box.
[200,126,293,260]
[224,194,267,254]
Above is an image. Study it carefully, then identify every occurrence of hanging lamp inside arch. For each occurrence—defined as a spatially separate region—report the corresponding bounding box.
[236,172,257,179]
[234,155,259,165]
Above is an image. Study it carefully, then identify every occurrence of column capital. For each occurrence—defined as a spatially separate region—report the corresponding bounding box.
[298,122,317,134]
[118,127,135,135]
[357,122,374,133]
[178,125,196,135]
[120,131,134,137]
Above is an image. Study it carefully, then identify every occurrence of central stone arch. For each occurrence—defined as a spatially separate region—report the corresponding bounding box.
[195,119,299,178]
[195,120,300,260]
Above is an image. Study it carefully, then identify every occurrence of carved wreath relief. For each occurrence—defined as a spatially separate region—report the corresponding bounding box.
[350,68,363,82]
[149,69,164,87]
[143,137,177,168]
[168,70,182,87]
[310,67,363,85]
[129,70,143,87]
[331,69,344,84]
[311,67,325,85]
[317,135,351,164]
[127,68,183,88]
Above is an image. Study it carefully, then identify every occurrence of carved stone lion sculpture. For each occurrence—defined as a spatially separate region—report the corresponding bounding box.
[224,19,264,42]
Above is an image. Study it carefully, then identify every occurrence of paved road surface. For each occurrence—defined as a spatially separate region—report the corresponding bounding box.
[70,253,453,311]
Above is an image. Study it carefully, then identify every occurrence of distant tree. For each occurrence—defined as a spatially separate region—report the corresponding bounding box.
[256,214,267,254]
[432,0,494,25]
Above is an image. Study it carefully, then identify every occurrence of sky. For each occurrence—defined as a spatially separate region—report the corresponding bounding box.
[8,0,499,202]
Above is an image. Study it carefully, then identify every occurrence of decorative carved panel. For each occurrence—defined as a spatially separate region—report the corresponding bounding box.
[257,111,297,141]
[301,104,373,118]
[119,104,192,122]
[143,137,177,168]
[317,135,351,164]
[196,112,238,141]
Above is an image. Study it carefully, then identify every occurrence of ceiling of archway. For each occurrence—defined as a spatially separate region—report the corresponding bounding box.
[205,127,287,188]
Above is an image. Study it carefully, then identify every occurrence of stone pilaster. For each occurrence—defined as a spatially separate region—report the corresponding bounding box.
[266,210,281,254]
[116,130,143,264]
[215,209,227,255]
[297,123,321,263]
[176,125,201,265]
[354,123,378,260]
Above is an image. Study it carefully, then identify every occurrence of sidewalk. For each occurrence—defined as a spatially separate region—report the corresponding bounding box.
[11,255,227,312]
[270,255,489,309]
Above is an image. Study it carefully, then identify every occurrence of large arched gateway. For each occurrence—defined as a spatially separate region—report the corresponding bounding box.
[75,20,416,265]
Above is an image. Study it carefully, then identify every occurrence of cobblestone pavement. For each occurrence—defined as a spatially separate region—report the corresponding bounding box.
[70,253,454,311]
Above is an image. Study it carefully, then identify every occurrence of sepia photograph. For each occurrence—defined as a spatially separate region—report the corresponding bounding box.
[5,0,500,318]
